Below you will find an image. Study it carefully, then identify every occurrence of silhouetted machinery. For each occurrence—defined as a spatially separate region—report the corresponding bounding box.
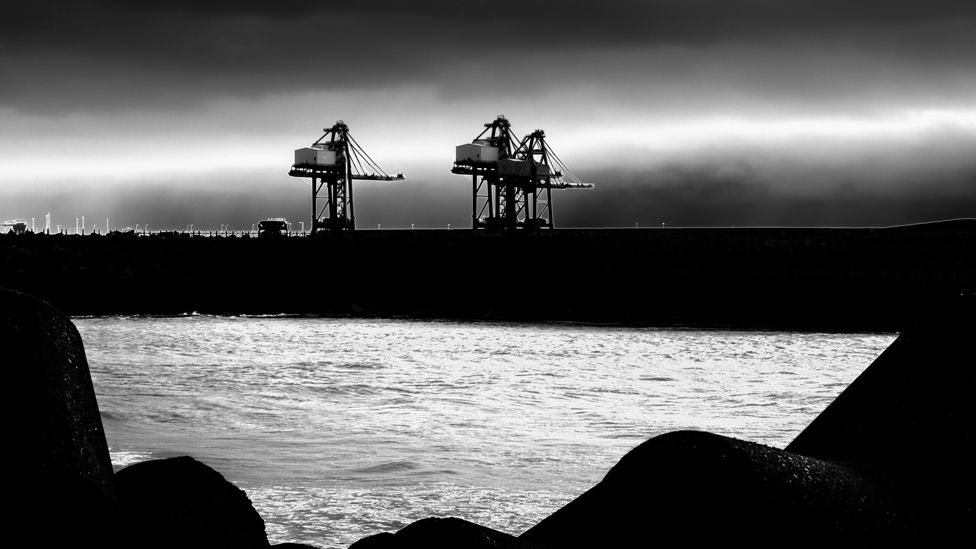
[452,115,593,230]
[289,121,404,233]
[257,218,288,238]
[1,219,28,235]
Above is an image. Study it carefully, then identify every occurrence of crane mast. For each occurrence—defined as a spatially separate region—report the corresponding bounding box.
[289,121,403,233]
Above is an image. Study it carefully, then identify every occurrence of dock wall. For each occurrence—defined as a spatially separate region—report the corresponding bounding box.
[3,222,974,330]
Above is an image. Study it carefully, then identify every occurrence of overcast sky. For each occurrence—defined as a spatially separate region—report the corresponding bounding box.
[3,0,976,229]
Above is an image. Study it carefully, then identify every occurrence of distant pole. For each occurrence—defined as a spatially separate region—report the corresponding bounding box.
[45,213,50,233]
[81,216,85,235]
[106,218,109,233]
[75,217,79,234]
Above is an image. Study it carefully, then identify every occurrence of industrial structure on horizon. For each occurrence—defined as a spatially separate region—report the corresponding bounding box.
[0,219,28,235]
[288,121,404,233]
[6,117,595,237]
[288,116,593,233]
[453,115,593,230]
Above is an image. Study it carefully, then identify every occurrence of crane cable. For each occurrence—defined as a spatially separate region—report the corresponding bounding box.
[347,141,369,177]
[348,133,391,178]
[544,142,583,185]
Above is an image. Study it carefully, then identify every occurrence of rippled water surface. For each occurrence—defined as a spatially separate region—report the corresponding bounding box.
[76,316,895,548]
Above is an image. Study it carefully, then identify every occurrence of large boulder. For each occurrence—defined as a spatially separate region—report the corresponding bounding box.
[520,430,900,548]
[116,455,270,548]
[521,307,976,547]
[349,517,537,549]
[787,311,976,543]
[0,287,121,545]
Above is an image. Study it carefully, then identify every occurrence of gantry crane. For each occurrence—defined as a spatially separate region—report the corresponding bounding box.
[289,121,404,233]
[452,115,593,230]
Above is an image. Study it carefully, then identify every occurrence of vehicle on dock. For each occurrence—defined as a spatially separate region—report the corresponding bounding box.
[1,219,28,235]
[258,218,289,238]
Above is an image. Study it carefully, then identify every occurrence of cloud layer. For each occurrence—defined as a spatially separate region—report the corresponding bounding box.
[4,1,976,112]
[4,1,976,228]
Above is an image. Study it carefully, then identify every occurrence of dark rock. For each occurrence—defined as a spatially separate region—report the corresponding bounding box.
[520,430,900,548]
[0,287,121,545]
[116,455,269,548]
[349,517,537,549]
[787,311,976,543]
[522,310,976,547]
[349,532,395,548]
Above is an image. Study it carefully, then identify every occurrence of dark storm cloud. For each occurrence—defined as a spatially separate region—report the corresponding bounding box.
[12,1,974,42]
[3,1,976,111]
[556,159,976,228]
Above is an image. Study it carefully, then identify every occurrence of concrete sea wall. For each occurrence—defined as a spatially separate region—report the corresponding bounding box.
[3,220,975,330]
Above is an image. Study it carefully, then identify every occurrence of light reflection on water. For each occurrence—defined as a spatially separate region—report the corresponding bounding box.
[76,316,895,548]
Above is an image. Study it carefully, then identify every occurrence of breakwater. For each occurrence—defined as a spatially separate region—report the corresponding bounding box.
[3,220,975,330]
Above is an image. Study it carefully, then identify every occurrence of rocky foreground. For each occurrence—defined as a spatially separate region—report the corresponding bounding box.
[1,287,972,547]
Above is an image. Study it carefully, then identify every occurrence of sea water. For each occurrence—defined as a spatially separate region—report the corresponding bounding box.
[75,316,895,548]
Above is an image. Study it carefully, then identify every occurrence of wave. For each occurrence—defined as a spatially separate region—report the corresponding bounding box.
[352,461,421,475]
